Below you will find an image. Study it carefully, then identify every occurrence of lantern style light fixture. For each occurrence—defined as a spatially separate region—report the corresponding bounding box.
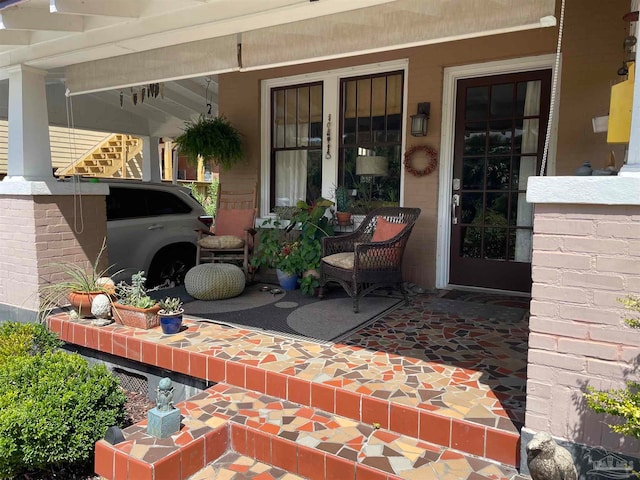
[410,102,430,137]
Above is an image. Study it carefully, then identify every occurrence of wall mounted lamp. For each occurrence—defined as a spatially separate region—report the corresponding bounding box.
[410,102,430,137]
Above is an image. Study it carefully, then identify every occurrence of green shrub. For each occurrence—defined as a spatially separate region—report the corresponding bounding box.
[0,351,126,478]
[584,296,640,440]
[0,321,62,365]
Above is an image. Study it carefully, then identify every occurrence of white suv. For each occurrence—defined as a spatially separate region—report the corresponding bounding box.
[101,179,207,287]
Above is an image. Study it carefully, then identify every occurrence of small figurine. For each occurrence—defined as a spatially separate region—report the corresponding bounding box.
[156,377,174,412]
[527,432,577,480]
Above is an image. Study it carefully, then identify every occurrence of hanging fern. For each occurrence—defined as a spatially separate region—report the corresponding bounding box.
[174,115,243,170]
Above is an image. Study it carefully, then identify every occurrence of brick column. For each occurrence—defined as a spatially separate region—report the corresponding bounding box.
[525,176,640,466]
[0,183,109,322]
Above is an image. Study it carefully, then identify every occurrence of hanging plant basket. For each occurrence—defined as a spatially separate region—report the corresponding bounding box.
[174,115,243,170]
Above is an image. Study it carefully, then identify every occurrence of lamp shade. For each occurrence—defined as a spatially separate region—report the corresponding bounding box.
[356,156,388,176]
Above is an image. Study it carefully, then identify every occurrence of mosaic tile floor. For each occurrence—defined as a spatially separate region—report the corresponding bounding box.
[343,295,529,427]
[102,382,518,480]
[50,290,530,477]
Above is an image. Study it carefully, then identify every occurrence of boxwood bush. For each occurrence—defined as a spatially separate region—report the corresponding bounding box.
[0,322,126,478]
[0,321,62,365]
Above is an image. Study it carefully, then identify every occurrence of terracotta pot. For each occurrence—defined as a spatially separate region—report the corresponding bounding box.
[112,303,161,329]
[336,211,352,226]
[67,291,103,318]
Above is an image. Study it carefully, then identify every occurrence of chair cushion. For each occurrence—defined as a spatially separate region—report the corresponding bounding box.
[372,216,406,242]
[322,252,354,270]
[214,208,255,238]
[198,235,245,249]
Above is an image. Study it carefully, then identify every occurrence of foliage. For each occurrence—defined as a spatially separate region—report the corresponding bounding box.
[0,351,126,478]
[334,185,352,212]
[174,115,243,170]
[251,199,334,293]
[38,239,117,321]
[183,178,219,217]
[115,271,157,309]
[159,297,183,314]
[0,322,62,367]
[584,296,640,439]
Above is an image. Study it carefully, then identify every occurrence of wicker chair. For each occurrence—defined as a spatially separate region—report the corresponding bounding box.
[319,207,421,313]
[196,184,257,279]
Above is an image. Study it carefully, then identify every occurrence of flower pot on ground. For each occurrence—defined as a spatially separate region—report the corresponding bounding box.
[276,269,299,290]
[251,199,334,296]
[112,271,160,330]
[158,297,184,334]
[334,185,353,226]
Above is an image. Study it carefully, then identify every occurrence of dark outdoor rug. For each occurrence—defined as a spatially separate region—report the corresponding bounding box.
[440,289,531,310]
[152,284,404,342]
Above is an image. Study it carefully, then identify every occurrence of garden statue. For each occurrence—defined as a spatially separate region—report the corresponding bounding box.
[156,377,174,411]
[526,432,577,480]
[147,377,180,438]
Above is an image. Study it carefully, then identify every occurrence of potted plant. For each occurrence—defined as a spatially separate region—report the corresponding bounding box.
[158,297,184,334]
[334,185,353,226]
[39,240,117,320]
[174,115,243,170]
[251,199,334,294]
[112,271,160,329]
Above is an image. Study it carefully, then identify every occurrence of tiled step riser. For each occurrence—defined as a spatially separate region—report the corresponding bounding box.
[49,317,520,467]
[95,424,228,480]
[230,423,402,480]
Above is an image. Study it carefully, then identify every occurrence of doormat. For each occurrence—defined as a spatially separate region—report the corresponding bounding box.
[440,289,531,310]
[152,284,404,343]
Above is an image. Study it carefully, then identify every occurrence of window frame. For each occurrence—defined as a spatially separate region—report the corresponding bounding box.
[260,58,408,218]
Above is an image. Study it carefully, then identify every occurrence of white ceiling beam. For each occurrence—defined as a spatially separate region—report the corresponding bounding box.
[0,30,29,45]
[50,0,142,18]
[0,7,84,32]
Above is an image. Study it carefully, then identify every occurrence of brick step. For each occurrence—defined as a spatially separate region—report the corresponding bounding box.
[48,316,521,468]
[95,382,519,480]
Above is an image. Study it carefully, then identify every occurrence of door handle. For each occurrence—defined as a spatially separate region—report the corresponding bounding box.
[452,194,460,225]
[148,224,164,230]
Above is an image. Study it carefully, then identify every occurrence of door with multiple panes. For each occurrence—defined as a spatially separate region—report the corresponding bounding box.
[449,70,551,292]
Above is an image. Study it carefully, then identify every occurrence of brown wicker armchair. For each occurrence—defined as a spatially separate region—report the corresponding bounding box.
[319,207,421,313]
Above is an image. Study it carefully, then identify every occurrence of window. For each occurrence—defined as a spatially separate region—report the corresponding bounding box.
[106,187,192,221]
[262,60,407,217]
[339,71,403,213]
[270,82,323,210]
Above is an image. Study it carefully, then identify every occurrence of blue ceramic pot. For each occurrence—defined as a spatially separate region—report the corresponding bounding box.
[159,311,183,334]
[276,269,299,290]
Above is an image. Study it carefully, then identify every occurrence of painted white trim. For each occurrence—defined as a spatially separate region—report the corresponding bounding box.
[435,54,560,289]
[527,176,640,205]
[260,59,409,217]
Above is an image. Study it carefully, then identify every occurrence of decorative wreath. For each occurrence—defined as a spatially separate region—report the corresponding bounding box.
[403,145,438,177]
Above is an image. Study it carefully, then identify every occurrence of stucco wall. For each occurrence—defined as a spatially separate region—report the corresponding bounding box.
[526,175,640,456]
[218,0,626,288]
[0,195,107,314]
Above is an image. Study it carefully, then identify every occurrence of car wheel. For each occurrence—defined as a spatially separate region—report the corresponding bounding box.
[147,244,196,288]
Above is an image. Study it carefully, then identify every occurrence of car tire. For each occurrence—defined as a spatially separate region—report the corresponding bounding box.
[147,244,196,288]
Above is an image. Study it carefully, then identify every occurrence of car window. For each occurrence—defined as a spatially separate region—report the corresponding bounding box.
[106,186,192,220]
[146,190,193,216]
[107,187,148,220]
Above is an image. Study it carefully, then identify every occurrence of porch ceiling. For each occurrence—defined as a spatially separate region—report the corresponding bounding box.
[0,0,556,137]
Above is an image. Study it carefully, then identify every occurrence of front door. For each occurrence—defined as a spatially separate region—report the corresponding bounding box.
[449,70,551,292]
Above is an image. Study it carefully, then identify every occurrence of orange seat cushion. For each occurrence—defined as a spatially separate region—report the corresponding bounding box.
[372,216,405,242]
[214,208,255,238]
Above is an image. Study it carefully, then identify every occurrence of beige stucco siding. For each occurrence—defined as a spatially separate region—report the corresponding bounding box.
[218,0,626,289]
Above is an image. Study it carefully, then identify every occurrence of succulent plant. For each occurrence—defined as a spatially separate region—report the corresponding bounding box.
[158,297,183,314]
